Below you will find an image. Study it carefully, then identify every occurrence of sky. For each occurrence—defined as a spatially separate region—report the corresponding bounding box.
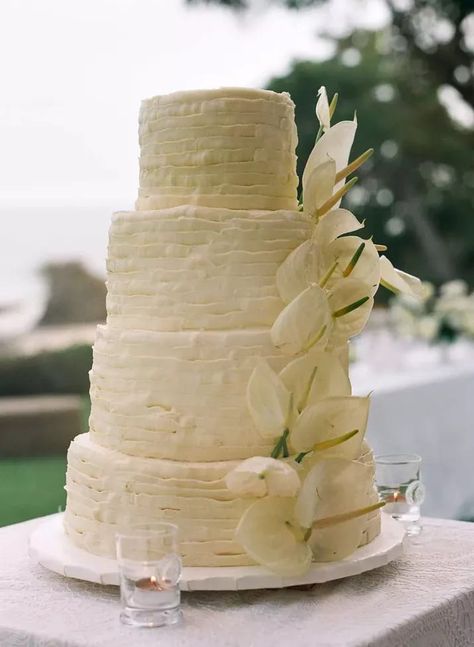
[0,0,389,203]
[0,0,390,334]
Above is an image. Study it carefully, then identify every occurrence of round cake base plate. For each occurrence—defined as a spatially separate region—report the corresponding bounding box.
[29,513,404,591]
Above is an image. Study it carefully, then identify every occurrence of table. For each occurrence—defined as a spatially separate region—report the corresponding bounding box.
[350,336,474,519]
[2,516,474,646]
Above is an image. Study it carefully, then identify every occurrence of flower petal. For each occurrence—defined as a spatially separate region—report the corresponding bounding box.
[303,120,357,206]
[315,86,331,131]
[303,158,336,218]
[235,496,312,575]
[315,208,364,246]
[225,456,301,498]
[309,516,367,562]
[294,456,373,528]
[325,236,381,294]
[328,278,374,345]
[247,360,291,439]
[271,285,331,356]
[276,240,321,305]
[380,256,423,298]
[291,395,370,456]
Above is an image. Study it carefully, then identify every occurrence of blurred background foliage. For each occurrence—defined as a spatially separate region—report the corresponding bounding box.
[190,0,474,287]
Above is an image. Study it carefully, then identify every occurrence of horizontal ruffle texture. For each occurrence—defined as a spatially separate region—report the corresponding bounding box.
[136,88,299,211]
[106,206,311,331]
[64,433,380,566]
[90,326,287,461]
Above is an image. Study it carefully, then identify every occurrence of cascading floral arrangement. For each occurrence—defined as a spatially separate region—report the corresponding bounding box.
[225,88,423,576]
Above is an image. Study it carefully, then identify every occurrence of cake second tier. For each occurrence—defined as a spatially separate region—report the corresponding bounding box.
[106,206,310,331]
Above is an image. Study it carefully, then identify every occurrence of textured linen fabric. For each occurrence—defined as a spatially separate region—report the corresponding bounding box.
[2,515,474,646]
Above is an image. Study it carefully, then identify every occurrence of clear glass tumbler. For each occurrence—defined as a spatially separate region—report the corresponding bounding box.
[116,522,182,627]
[375,454,425,536]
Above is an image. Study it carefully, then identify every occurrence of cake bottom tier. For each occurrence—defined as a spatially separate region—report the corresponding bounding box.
[64,433,381,567]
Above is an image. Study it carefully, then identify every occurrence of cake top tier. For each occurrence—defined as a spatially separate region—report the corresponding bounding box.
[136,87,299,212]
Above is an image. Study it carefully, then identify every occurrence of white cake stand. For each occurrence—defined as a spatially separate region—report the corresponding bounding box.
[29,513,404,591]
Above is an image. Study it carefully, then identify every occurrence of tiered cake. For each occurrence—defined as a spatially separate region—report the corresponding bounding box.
[64,87,383,569]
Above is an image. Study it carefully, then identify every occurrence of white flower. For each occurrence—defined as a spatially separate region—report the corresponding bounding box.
[440,280,469,298]
[235,497,312,576]
[417,315,440,341]
[315,86,331,131]
[246,360,292,439]
[225,457,301,498]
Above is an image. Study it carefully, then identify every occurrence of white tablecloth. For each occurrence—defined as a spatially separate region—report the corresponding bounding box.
[2,515,474,646]
[351,337,474,519]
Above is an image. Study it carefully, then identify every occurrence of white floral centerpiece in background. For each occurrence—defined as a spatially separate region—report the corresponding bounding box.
[390,280,474,345]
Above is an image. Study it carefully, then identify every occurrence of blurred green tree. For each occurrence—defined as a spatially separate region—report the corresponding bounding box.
[267,33,474,285]
[187,0,474,285]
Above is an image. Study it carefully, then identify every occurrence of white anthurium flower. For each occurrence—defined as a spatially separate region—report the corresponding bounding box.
[279,349,351,413]
[276,240,322,305]
[302,119,357,206]
[294,456,373,529]
[309,514,368,562]
[235,496,312,576]
[315,86,331,131]
[324,236,381,295]
[246,359,291,439]
[303,158,336,219]
[291,395,370,457]
[380,256,423,299]
[271,285,332,356]
[328,278,374,346]
[314,208,364,246]
[304,351,352,407]
[225,457,301,498]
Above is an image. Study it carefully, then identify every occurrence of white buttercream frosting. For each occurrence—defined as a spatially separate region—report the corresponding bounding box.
[136,88,299,211]
[106,206,311,331]
[65,433,380,565]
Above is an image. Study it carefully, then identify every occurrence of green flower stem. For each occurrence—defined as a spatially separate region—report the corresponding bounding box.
[343,242,366,277]
[271,429,290,459]
[333,296,369,318]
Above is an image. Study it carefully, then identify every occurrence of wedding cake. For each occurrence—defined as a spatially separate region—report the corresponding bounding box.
[64,87,420,574]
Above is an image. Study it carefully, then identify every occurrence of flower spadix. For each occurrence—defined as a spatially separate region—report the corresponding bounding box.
[279,349,351,412]
[246,359,291,439]
[325,236,381,293]
[271,284,331,355]
[235,497,312,575]
[225,457,301,498]
[291,395,370,458]
[328,278,374,346]
[294,456,373,529]
[303,119,357,208]
[380,256,423,298]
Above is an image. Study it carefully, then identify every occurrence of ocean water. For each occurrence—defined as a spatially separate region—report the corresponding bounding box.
[1,197,134,337]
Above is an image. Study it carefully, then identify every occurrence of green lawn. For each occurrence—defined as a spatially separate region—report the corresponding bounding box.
[0,456,67,526]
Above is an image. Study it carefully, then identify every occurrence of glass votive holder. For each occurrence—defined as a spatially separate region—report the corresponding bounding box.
[375,453,425,536]
[115,522,182,627]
